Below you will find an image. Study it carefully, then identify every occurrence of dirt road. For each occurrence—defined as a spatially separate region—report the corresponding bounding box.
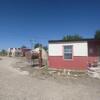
[0,57,100,100]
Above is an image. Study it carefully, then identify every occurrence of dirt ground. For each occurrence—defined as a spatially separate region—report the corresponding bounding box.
[0,57,100,100]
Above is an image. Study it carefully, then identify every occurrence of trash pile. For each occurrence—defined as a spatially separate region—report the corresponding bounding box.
[88,63,100,79]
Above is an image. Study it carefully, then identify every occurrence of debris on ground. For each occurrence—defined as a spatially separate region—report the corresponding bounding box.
[88,67,100,79]
[13,57,100,84]
[0,58,2,60]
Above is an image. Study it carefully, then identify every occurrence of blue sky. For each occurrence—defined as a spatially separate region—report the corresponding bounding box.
[0,0,100,49]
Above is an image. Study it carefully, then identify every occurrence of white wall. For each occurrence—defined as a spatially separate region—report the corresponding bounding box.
[7,48,21,53]
[49,42,88,56]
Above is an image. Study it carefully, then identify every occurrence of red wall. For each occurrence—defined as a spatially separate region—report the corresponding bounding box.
[48,56,88,70]
[88,40,100,57]
[88,40,100,63]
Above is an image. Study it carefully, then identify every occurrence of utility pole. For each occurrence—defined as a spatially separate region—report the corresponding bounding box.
[30,40,34,50]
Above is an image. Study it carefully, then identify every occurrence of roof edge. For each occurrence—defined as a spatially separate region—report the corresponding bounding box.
[48,38,100,43]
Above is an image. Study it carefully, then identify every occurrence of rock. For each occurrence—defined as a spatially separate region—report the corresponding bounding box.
[0,58,2,60]
[74,74,78,77]
[48,70,57,75]
[67,70,71,76]
[20,71,29,75]
[57,72,61,76]
[62,69,67,75]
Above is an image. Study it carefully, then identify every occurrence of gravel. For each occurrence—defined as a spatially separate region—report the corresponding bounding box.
[0,57,100,100]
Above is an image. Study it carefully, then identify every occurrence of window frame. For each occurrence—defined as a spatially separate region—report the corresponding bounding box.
[63,45,73,60]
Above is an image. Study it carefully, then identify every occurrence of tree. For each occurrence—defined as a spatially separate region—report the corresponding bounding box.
[34,43,42,48]
[0,49,7,56]
[43,46,48,51]
[94,30,100,39]
[21,45,27,49]
[62,34,83,41]
[34,43,48,51]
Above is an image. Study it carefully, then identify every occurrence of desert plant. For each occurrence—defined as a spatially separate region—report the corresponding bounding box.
[62,34,83,41]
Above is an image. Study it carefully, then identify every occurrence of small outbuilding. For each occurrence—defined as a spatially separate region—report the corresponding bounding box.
[48,39,100,70]
[25,47,48,66]
[32,48,48,60]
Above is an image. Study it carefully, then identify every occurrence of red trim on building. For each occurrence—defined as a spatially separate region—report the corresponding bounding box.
[49,56,88,70]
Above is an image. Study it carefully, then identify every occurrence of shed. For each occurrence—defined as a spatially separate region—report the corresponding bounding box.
[48,39,100,70]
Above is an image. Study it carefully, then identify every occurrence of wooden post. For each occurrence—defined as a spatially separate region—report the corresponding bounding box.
[39,48,42,67]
